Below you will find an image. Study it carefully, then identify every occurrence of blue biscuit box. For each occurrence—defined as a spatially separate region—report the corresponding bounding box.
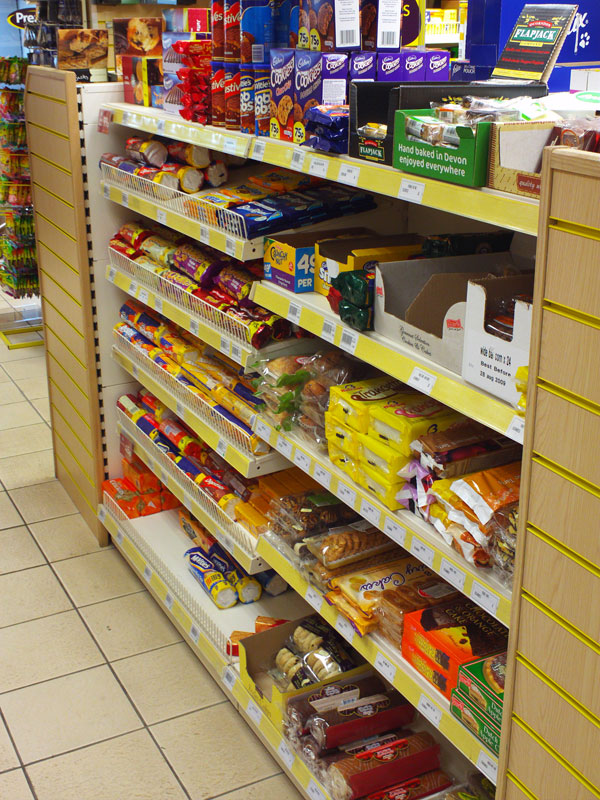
[264,232,317,292]
[241,0,275,63]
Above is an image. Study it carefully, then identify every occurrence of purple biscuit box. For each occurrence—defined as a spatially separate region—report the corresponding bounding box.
[403,49,426,81]
[377,51,402,81]
[426,50,450,81]
[349,50,376,81]
[322,52,348,103]
[294,50,323,143]
[270,48,295,141]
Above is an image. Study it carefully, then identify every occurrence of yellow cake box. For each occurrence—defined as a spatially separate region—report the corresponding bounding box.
[328,376,405,434]
[324,411,360,458]
[368,395,462,456]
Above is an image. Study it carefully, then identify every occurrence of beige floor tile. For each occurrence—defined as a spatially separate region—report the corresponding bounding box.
[112,642,226,725]
[0,565,71,628]
[0,423,52,458]
[80,592,181,661]
[0,493,22,530]
[0,610,104,694]
[0,770,34,799]
[54,549,143,608]
[3,357,47,382]
[1,665,142,764]
[0,717,19,772]
[0,402,41,430]
[0,451,55,490]
[29,513,104,562]
[31,396,51,423]
[27,730,187,800]
[13,377,49,401]
[0,383,24,406]
[10,480,76,523]
[0,344,44,364]
[0,526,45,574]
[0,366,10,383]
[152,704,280,800]
[217,774,304,800]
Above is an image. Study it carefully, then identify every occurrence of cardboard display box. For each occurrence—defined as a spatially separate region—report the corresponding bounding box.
[122,56,163,106]
[487,119,555,198]
[450,689,501,756]
[462,271,535,406]
[457,653,505,727]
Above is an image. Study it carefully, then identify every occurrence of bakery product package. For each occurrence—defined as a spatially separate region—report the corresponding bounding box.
[270,48,296,141]
[450,689,501,756]
[293,50,323,144]
[457,651,505,726]
[113,18,162,74]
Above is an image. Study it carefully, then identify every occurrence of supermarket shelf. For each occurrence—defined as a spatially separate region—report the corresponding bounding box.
[101,102,539,236]
[112,331,288,477]
[106,251,318,369]
[252,414,512,626]
[257,534,499,785]
[252,282,525,445]
[117,409,268,573]
[97,502,332,800]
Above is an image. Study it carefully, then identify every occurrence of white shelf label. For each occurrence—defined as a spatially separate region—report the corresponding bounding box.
[291,148,306,171]
[154,296,163,314]
[122,192,129,207]
[225,237,236,257]
[183,494,193,512]
[156,118,165,134]
[189,319,200,337]
[176,400,185,419]
[98,505,106,522]
[309,157,328,178]
[122,111,131,125]
[247,699,263,726]
[138,288,149,305]
[288,302,301,324]
[418,694,442,728]
[440,558,466,592]
[477,750,498,784]
[360,498,381,528]
[374,651,397,683]
[231,343,242,363]
[338,483,357,508]
[411,538,435,568]
[507,415,525,444]
[335,614,354,641]
[339,328,359,355]
[338,163,360,186]
[314,463,332,490]
[223,136,238,154]
[255,418,271,442]
[216,438,228,458]
[407,367,437,395]
[470,581,500,617]
[129,281,138,296]
[305,584,322,611]
[200,226,209,244]
[165,592,174,610]
[190,624,200,644]
[277,739,295,770]
[384,517,407,547]
[159,467,168,484]
[131,363,139,379]
[223,665,237,691]
[219,335,230,355]
[219,533,233,555]
[307,781,326,800]
[143,565,152,583]
[116,529,124,545]
[108,266,116,283]
[293,450,311,472]
[398,178,425,204]
[253,139,266,160]
[156,208,167,225]
[103,184,110,199]
[276,436,293,459]
[321,319,336,343]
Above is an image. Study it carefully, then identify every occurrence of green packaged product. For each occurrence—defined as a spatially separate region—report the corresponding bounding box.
[450,689,501,756]
[457,652,505,726]
[331,269,375,308]
[338,299,373,331]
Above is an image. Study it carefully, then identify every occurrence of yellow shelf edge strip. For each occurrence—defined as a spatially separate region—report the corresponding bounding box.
[512,715,600,798]
[521,590,600,656]
[549,216,600,243]
[527,523,600,582]
[532,452,600,500]
[506,772,538,800]
[537,377,600,417]
[543,299,600,331]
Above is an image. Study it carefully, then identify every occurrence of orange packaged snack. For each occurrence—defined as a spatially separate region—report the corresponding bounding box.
[160,488,181,510]
[138,492,163,516]
[102,478,142,518]
[450,462,521,527]
[122,455,161,494]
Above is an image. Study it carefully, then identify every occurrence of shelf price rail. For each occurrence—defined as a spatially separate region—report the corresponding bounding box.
[99,500,334,800]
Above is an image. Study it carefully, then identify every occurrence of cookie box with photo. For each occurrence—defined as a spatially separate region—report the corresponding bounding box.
[293,50,323,143]
[113,18,162,74]
[360,0,377,49]
[270,47,295,141]
[310,0,335,51]
[122,55,163,106]
[349,50,376,80]
[297,0,310,49]
[241,0,275,63]
[450,689,501,756]
[457,653,505,726]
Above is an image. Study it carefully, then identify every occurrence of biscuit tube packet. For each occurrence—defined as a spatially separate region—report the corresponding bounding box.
[185,547,238,608]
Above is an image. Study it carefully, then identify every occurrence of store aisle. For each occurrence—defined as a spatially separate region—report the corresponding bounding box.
[0,341,303,800]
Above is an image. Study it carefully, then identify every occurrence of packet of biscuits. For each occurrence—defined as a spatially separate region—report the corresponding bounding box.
[305,520,398,569]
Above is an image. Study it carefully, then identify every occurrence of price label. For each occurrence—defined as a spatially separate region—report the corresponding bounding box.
[293,450,311,472]
[384,517,406,547]
[276,436,293,459]
[231,343,242,363]
[291,148,306,171]
[307,781,326,800]
[116,529,124,545]
[338,163,360,186]
[156,118,165,134]
[129,281,138,296]
[321,319,336,343]
[314,463,332,490]
[138,288,149,305]
[165,593,174,610]
[335,615,354,641]
[374,651,397,683]
[218,533,233,555]
[305,585,322,611]
[418,694,442,728]
[154,296,163,314]
[470,581,500,617]
[157,209,167,225]
[222,136,237,154]
[309,157,328,178]
[247,700,263,726]
[288,302,301,324]
[338,483,357,508]
[183,494,193,512]
[410,538,435,568]
[440,558,466,592]
[507,415,525,444]
[143,565,152,583]
[476,750,498,784]
[103,184,110,199]
[407,367,437,395]
[159,467,168,484]
[277,739,295,770]
[223,666,237,691]
[176,400,185,419]
[398,178,425,204]
[339,328,359,355]
[190,624,200,644]
[189,319,200,337]
[200,226,209,244]
[131,363,139,379]
[119,433,133,461]
[360,498,381,528]
[255,418,271,442]
[108,267,116,284]
[122,111,131,125]
[122,192,129,207]
[217,335,229,355]
[225,237,236,257]
[253,139,266,160]
[216,438,228,458]
[98,505,106,522]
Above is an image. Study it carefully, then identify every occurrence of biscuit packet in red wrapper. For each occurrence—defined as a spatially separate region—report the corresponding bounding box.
[109,237,141,259]
[117,221,154,249]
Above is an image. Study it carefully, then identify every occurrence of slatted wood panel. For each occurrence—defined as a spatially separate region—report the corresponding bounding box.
[25,67,106,543]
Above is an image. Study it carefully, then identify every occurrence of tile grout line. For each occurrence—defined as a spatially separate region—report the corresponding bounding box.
[0,708,41,800]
